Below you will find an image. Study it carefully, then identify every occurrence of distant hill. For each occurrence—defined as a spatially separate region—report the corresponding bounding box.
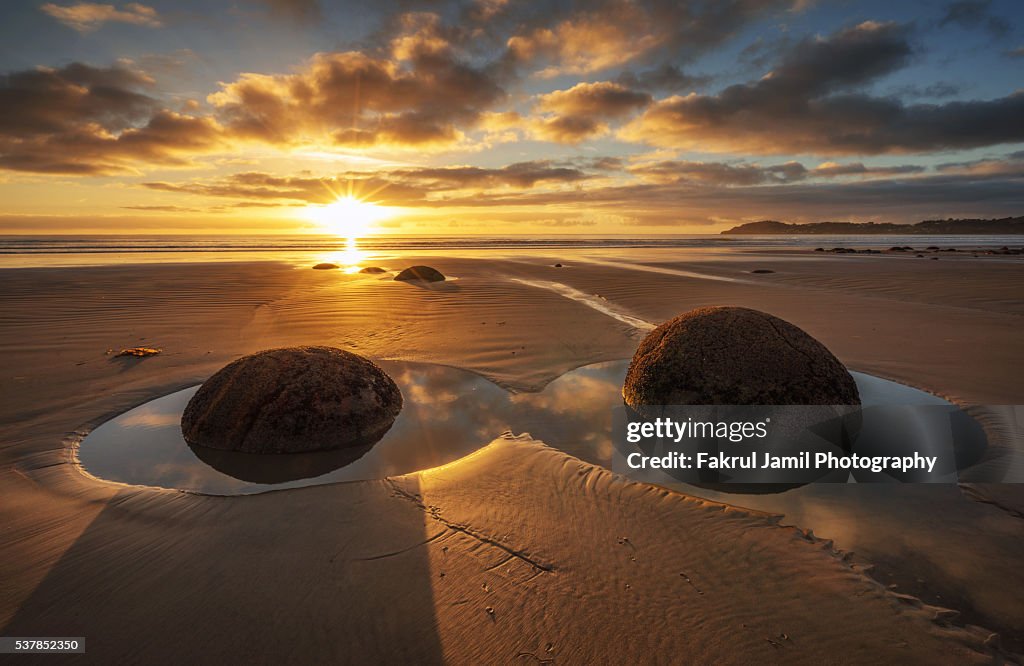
[721,217,1024,235]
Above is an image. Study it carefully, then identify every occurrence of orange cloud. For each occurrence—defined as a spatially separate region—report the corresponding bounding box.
[506,4,663,77]
[40,2,162,32]
[535,82,651,118]
[208,49,503,150]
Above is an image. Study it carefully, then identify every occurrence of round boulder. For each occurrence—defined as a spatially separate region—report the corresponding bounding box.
[182,346,402,454]
[312,263,340,270]
[359,266,387,274]
[624,306,859,407]
[394,265,445,282]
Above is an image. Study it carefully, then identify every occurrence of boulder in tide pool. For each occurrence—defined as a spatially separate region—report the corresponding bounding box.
[394,265,445,282]
[359,266,387,274]
[312,263,339,270]
[182,346,402,454]
[624,306,860,407]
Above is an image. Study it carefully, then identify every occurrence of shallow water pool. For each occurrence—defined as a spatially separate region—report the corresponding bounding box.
[78,360,980,495]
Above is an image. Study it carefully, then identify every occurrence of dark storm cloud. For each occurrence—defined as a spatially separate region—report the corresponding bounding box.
[621,21,1024,154]
[0,63,221,174]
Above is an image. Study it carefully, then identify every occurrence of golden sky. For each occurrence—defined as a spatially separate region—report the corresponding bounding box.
[1,0,1023,235]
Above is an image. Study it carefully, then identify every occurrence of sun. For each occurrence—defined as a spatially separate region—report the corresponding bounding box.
[306,196,388,238]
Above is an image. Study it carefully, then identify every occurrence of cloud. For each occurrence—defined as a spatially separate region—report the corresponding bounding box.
[935,153,1024,177]
[811,162,925,177]
[536,82,652,119]
[889,82,960,99]
[422,165,1024,224]
[615,64,711,93]
[133,150,1024,227]
[141,161,587,206]
[0,63,221,174]
[208,46,504,150]
[628,160,808,185]
[386,161,589,189]
[40,3,162,32]
[523,81,652,143]
[938,0,1011,38]
[506,4,665,77]
[121,204,202,212]
[502,0,800,77]
[620,21,1024,155]
[628,159,926,185]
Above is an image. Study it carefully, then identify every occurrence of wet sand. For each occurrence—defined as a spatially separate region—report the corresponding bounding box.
[1,248,1022,662]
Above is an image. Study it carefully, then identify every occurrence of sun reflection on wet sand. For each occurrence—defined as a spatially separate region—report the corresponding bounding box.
[316,237,367,273]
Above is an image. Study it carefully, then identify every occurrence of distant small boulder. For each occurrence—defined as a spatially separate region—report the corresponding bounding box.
[312,263,340,270]
[750,269,775,274]
[394,265,446,282]
[554,263,564,267]
[359,266,387,274]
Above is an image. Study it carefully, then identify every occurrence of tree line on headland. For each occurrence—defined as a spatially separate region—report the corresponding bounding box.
[722,217,1024,235]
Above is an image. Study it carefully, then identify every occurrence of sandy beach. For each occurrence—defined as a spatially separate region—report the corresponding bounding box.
[0,245,1021,663]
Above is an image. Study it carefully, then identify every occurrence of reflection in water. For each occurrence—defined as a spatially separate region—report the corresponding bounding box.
[80,360,630,495]
[80,360,979,497]
[189,440,377,484]
[316,237,367,273]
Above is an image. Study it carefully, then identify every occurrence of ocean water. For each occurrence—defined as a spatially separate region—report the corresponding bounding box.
[0,234,1019,268]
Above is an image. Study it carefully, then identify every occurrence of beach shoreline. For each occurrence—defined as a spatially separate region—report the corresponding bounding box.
[1,247,1022,662]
